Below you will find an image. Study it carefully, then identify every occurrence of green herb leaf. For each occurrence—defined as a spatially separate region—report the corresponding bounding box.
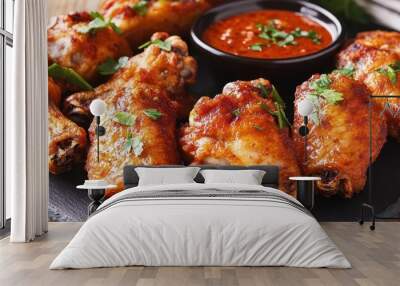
[77,12,122,35]
[97,56,129,76]
[89,11,104,21]
[257,83,271,98]
[255,21,321,48]
[144,108,163,120]
[277,34,296,47]
[138,39,172,51]
[270,85,286,107]
[125,133,144,156]
[320,89,343,104]
[334,65,355,77]
[132,136,144,156]
[377,61,400,84]
[249,43,264,52]
[114,111,135,126]
[259,86,290,129]
[306,74,344,125]
[132,0,148,16]
[48,63,93,91]
[232,108,241,117]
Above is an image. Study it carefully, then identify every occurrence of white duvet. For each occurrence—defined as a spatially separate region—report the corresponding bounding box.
[50,183,351,269]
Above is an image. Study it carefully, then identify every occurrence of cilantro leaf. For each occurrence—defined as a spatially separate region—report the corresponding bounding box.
[125,133,144,156]
[144,108,163,120]
[377,61,400,84]
[132,0,148,16]
[138,39,172,51]
[77,12,122,35]
[334,65,355,77]
[132,136,144,156]
[255,21,322,48]
[320,89,343,104]
[306,74,344,125]
[97,56,129,76]
[114,111,135,126]
[48,63,93,91]
[249,43,264,51]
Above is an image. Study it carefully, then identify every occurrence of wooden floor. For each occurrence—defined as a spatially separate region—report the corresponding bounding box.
[0,222,399,286]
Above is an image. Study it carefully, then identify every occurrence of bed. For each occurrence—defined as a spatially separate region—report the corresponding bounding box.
[50,165,351,269]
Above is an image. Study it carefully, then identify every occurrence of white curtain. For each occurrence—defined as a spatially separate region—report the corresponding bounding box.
[8,0,49,242]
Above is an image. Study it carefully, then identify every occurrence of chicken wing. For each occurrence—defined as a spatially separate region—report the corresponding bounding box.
[179,79,301,196]
[292,72,387,198]
[48,77,88,174]
[84,33,197,196]
[48,11,132,88]
[64,32,197,127]
[337,30,400,139]
[99,0,219,49]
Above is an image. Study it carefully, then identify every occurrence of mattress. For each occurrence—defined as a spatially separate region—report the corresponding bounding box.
[50,183,351,269]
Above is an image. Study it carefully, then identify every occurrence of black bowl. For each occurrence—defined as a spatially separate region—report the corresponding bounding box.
[190,0,345,87]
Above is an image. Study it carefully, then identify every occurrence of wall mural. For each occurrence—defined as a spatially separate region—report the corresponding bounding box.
[47,0,400,221]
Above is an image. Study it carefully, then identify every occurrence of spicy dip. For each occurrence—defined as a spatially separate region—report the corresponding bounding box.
[202,9,333,59]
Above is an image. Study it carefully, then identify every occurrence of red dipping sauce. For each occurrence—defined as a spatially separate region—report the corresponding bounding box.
[203,10,333,59]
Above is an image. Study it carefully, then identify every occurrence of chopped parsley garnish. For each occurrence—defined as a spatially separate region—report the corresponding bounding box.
[249,20,322,51]
[376,61,400,84]
[97,56,129,76]
[138,39,172,51]
[232,108,241,117]
[114,111,136,126]
[144,108,163,120]
[48,63,93,91]
[258,84,290,129]
[249,43,264,51]
[77,11,122,35]
[125,133,144,156]
[334,65,355,77]
[306,74,344,125]
[132,0,148,16]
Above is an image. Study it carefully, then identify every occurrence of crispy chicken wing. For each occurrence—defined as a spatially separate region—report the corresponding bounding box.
[48,77,88,175]
[64,32,196,127]
[48,11,132,88]
[337,30,400,139]
[99,0,219,49]
[84,33,197,196]
[293,73,387,198]
[179,79,301,196]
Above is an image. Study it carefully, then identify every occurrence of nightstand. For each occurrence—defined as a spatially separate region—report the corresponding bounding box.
[77,182,116,216]
[289,177,321,210]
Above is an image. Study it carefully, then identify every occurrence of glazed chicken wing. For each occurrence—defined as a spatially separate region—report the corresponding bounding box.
[48,77,88,174]
[293,73,387,198]
[48,11,132,88]
[84,33,197,196]
[99,0,220,49]
[64,32,197,127]
[179,79,301,196]
[337,30,400,139]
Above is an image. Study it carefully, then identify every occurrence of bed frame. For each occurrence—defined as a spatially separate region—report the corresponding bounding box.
[123,165,280,189]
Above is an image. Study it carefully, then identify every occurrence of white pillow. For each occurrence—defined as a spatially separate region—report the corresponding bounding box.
[200,169,266,185]
[135,167,200,186]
